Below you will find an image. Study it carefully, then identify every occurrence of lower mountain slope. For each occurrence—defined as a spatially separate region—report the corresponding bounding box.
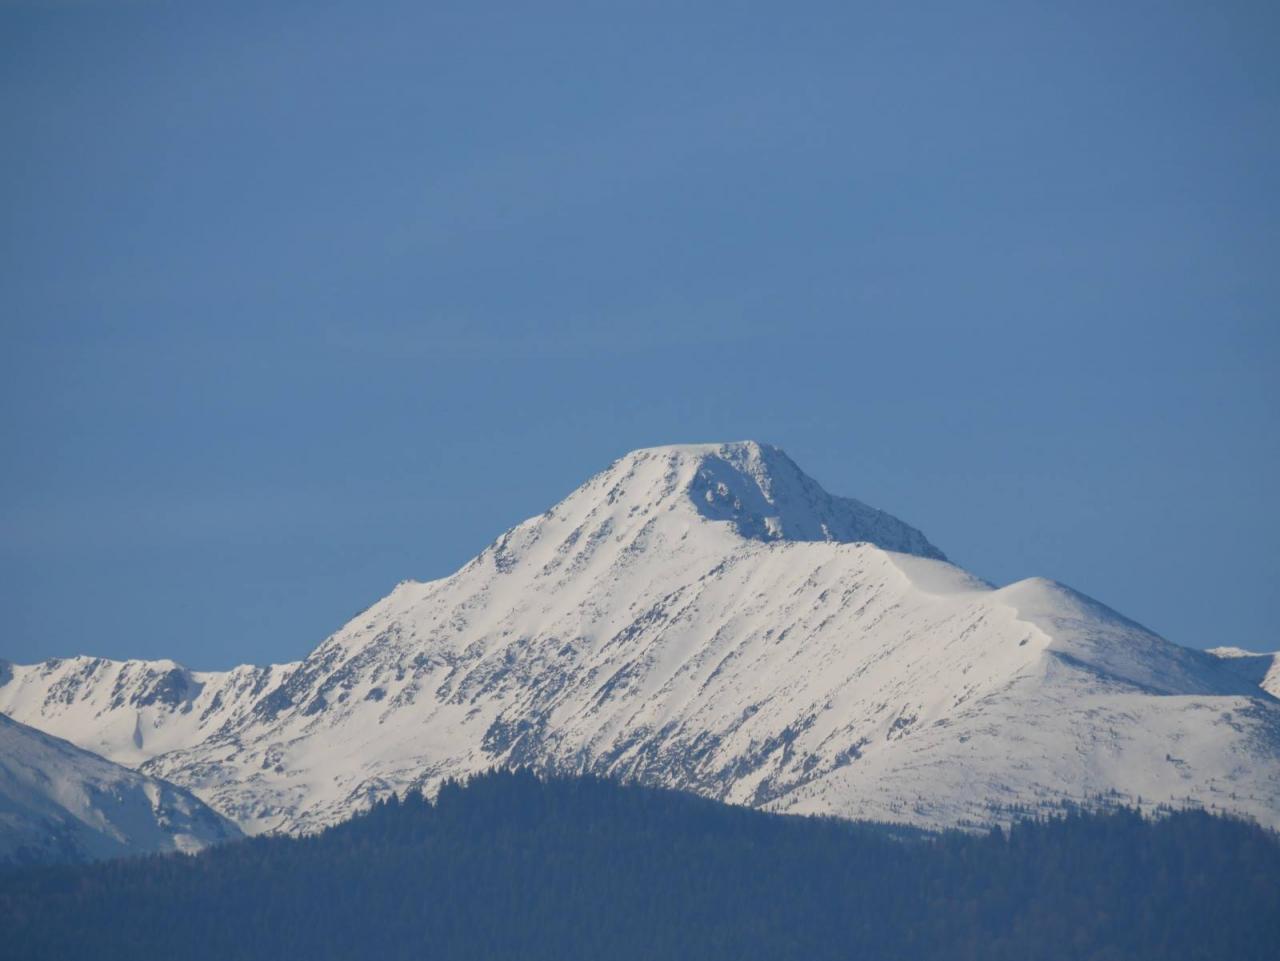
[143,540,1280,834]
[0,714,241,867]
[1,771,1276,961]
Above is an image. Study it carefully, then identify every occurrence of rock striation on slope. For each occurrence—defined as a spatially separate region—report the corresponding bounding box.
[0,712,241,865]
[4,442,1279,835]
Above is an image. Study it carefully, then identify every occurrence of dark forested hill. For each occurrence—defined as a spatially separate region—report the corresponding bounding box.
[1,770,1277,961]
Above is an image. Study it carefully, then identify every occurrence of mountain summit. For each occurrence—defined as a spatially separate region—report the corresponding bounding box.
[546,442,945,559]
[3,442,1279,835]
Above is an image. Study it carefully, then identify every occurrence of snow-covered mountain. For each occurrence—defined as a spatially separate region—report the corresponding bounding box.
[4,442,1279,835]
[0,712,241,866]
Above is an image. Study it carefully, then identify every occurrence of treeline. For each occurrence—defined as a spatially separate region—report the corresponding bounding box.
[1,769,1277,960]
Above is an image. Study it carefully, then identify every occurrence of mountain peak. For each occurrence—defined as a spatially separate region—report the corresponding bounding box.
[579,441,946,560]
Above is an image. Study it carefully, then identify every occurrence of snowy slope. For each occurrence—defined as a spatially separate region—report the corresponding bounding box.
[0,712,241,866]
[4,442,1279,835]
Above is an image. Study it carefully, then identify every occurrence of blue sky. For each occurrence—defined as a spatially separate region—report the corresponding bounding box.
[2,1,1277,669]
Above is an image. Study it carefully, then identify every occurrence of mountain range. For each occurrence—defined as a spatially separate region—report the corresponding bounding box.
[3,441,1278,845]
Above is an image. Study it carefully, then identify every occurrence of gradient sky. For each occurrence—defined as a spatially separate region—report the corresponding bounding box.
[2,1,1277,669]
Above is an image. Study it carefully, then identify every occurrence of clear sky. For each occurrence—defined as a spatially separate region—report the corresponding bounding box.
[2,1,1277,669]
